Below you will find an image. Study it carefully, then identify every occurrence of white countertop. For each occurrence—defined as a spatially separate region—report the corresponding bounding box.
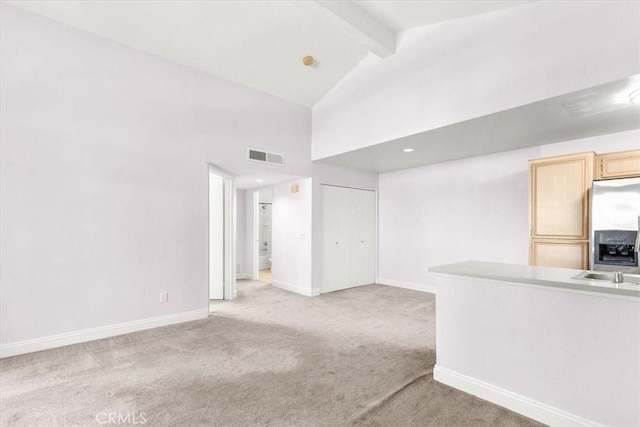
[429,261,640,298]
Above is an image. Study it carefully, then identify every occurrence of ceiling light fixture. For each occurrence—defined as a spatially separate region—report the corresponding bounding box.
[629,88,640,104]
[256,179,264,183]
[303,56,314,66]
[403,148,414,152]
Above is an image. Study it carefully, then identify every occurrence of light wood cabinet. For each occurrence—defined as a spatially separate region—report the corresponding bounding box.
[596,149,640,179]
[529,152,595,240]
[529,152,595,269]
[530,240,588,270]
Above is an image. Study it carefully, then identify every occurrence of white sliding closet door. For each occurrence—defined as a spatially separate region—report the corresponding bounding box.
[322,185,375,293]
[322,185,351,293]
[349,188,375,287]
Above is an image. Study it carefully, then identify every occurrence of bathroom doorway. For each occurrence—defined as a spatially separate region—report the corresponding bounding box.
[256,187,272,284]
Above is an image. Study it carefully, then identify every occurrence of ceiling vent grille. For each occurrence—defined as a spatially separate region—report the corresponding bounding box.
[247,148,284,167]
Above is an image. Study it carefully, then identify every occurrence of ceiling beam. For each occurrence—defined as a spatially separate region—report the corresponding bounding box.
[294,0,395,58]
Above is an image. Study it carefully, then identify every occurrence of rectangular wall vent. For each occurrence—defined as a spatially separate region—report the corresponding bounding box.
[247,148,284,167]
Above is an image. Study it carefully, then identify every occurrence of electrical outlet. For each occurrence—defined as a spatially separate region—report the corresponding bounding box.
[160,292,168,303]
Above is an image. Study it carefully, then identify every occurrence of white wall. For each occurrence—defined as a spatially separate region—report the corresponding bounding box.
[262,165,378,295]
[271,179,313,295]
[235,189,247,277]
[258,187,273,203]
[311,163,379,291]
[312,0,640,159]
[435,275,640,426]
[378,130,640,288]
[0,5,311,346]
[537,130,640,158]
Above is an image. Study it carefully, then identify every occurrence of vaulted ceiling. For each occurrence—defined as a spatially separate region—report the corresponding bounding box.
[6,1,639,179]
[7,0,534,106]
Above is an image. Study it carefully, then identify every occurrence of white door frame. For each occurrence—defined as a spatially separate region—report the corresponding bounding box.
[208,164,236,301]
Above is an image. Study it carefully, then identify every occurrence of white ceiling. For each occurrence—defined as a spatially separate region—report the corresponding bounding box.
[235,171,306,191]
[7,0,533,106]
[318,74,640,172]
[353,0,533,31]
[6,0,638,179]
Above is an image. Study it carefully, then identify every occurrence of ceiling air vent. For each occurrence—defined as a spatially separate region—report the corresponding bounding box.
[247,148,284,167]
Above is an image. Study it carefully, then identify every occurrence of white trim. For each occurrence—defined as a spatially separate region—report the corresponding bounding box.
[207,164,236,301]
[225,173,236,300]
[252,190,260,281]
[0,309,209,359]
[433,365,605,427]
[272,280,318,297]
[377,277,436,294]
[236,273,251,280]
[430,271,639,301]
[295,1,395,58]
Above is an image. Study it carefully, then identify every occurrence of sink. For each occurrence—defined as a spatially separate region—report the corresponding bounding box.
[579,272,616,281]
[573,270,640,285]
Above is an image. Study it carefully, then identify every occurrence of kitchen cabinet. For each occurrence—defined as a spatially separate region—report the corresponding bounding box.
[529,152,595,269]
[529,152,595,240]
[530,240,589,270]
[596,149,640,179]
[322,185,375,293]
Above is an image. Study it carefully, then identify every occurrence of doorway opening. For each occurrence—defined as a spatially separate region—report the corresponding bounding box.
[208,165,235,306]
[255,187,273,284]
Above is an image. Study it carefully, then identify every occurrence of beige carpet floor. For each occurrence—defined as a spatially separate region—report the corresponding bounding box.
[1,281,542,426]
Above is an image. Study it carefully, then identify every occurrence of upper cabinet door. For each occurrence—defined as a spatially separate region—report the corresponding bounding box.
[596,149,640,180]
[530,152,595,240]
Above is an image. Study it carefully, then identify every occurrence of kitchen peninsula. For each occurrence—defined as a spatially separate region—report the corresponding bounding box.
[429,261,639,427]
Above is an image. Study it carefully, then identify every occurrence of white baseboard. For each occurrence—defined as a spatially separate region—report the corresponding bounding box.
[0,309,209,359]
[433,365,603,427]
[377,277,436,294]
[272,280,317,297]
[236,273,251,280]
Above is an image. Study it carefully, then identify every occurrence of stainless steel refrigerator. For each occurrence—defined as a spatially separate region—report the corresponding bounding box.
[590,176,640,273]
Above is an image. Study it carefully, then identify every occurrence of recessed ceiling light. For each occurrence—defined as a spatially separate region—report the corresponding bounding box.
[403,148,414,152]
[630,89,640,104]
[256,179,264,183]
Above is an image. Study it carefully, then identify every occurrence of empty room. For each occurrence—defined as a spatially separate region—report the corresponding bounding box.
[1,1,639,426]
